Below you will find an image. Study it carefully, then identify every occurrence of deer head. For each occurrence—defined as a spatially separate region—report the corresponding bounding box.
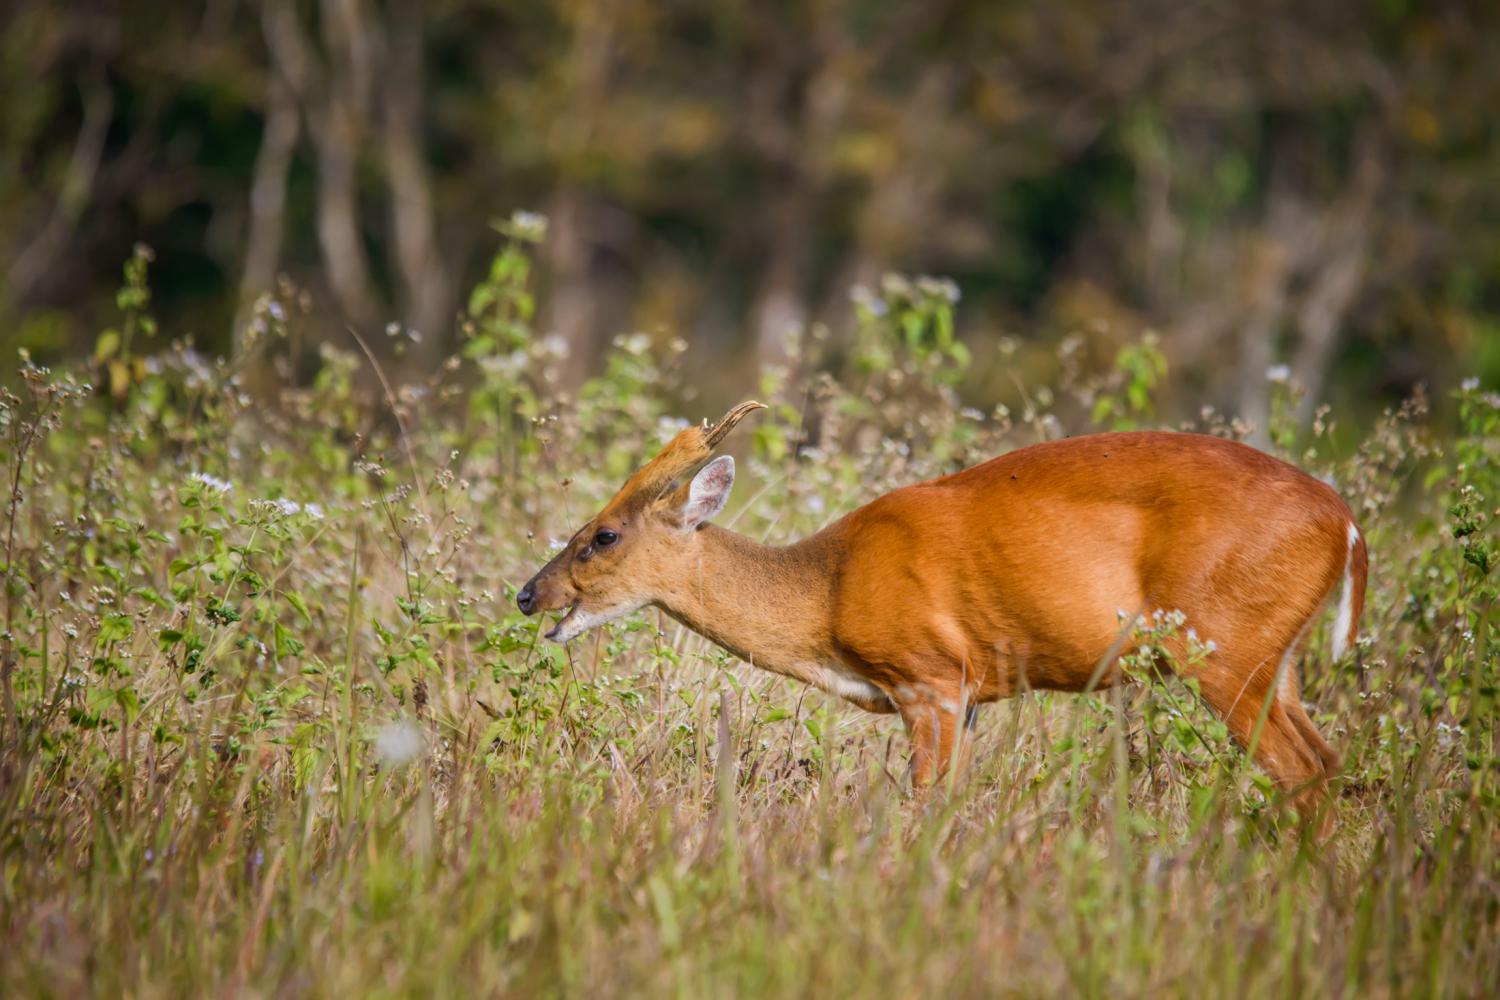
[516,401,766,642]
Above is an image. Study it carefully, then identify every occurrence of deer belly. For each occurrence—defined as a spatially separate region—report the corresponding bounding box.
[813,662,897,712]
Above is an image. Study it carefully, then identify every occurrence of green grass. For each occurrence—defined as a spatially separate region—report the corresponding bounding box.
[1,253,1498,996]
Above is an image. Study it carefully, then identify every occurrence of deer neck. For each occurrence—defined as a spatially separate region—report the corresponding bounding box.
[654,523,841,675]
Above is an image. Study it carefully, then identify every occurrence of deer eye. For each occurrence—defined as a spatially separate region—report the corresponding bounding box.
[593,529,619,548]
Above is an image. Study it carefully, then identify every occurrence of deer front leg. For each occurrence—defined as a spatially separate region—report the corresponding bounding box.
[897,686,969,790]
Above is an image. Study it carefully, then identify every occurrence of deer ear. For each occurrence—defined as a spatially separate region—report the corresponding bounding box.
[676,455,735,529]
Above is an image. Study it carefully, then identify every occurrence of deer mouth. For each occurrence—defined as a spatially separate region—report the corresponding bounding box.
[544,601,582,642]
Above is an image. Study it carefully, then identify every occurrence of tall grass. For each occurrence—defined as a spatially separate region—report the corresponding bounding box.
[1,233,1496,996]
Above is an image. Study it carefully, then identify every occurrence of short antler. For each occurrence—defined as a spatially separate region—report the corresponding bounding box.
[704,400,767,449]
[608,400,766,510]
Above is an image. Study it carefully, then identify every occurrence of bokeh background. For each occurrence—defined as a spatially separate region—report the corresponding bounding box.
[3,0,1498,429]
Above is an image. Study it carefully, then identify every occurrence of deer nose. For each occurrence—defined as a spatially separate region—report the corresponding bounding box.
[517,582,537,615]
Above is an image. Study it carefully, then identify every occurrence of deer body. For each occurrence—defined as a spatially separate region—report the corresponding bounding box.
[519,405,1365,819]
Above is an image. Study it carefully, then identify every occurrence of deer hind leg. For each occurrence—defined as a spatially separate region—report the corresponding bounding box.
[1267,626,1342,811]
[1195,643,1335,831]
[1277,660,1341,778]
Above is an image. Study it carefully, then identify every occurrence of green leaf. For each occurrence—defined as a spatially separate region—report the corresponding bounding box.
[115,687,141,724]
[134,586,170,609]
[94,329,121,362]
[99,613,134,644]
[274,621,305,658]
[285,590,312,625]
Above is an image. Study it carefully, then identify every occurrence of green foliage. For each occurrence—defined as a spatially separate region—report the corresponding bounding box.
[465,211,546,357]
[1092,332,1168,429]
[93,243,157,401]
[1,246,1499,995]
[851,274,968,385]
[462,211,552,466]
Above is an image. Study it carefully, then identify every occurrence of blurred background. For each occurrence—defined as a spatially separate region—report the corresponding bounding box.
[2,0,1498,430]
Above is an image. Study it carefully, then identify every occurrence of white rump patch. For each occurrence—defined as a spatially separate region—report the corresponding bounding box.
[1332,523,1359,660]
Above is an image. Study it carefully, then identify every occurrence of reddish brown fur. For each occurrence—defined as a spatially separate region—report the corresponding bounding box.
[520,405,1365,826]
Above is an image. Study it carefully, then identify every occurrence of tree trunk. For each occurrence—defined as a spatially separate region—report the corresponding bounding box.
[380,7,449,343]
[749,174,811,367]
[820,67,954,332]
[313,100,378,329]
[5,75,112,308]
[1290,135,1379,427]
[236,74,300,348]
[262,0,381,331]
[544,185,597,386]
[1236,236,1290,448]
[1290,242,1366,427]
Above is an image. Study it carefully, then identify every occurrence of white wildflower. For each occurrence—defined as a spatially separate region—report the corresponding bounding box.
[849,284,888,317]
[880,274,914,299]
[507,210,548,241]
[1461,377,1480,391]
[1266,364,1291,384]
[615,332,651,355]
[190,472,233,493]
[916,275,961,304]
[375,721,425,768]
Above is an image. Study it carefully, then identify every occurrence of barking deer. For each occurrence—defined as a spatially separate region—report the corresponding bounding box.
[517,402,1364,820]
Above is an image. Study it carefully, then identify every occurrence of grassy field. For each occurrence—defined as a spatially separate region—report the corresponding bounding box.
[1,247,1497,997]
